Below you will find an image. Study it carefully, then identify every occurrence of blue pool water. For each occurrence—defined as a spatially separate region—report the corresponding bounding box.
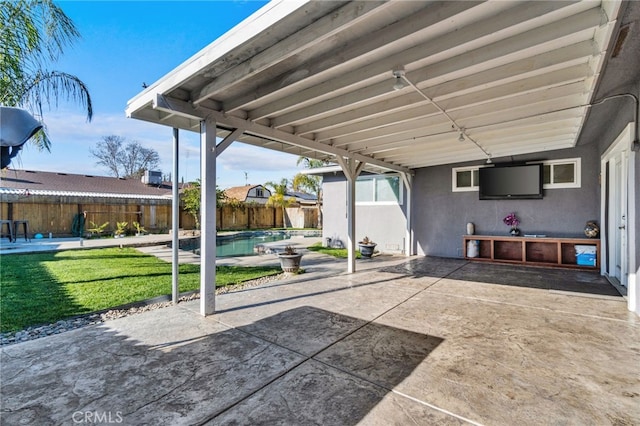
[217,233,290,257]
[181,231,319,257]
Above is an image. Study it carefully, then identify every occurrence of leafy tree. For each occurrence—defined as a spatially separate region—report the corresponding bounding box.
[90,135,160,179]
[292,157,328,228]
[0,0,93,151]
[181,179,227,230]
[182,181,201,229]
[266,178,295,229]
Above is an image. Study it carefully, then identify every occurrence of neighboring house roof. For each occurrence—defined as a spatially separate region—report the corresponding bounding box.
[286,191,318,204]
[223,184,270,202]
[0,169,173,200]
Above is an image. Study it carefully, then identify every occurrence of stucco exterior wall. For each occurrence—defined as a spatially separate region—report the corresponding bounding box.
[322,174,407,254]
[319,87,638,313]
[587,83,639,313]
[412,145,601,257]
[583,83,639,313]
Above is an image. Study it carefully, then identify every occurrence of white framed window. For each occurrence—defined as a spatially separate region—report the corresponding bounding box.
[452,166,481,192]
[355,175,403,205]
[255,187,264,197]
[541,158,581,189]
[452,158,582,192]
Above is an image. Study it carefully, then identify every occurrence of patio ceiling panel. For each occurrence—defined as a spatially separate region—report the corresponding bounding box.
[318,65,591,151]
[230,1,483,118]
[126,0,624,170]
[346,91,589,161]
[248,4,602,128]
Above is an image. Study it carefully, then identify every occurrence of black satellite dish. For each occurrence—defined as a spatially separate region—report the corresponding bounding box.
[0,106,43,169]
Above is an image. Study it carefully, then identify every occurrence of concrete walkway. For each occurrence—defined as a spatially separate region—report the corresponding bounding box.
[0,233,322,269]
[0,233,328,269]
[1,254,638,425]
[0,233,179,254]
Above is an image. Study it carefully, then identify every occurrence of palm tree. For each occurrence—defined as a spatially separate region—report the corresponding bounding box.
[0,0,93,152]
[293,157,328,228]
[266,178,295,229]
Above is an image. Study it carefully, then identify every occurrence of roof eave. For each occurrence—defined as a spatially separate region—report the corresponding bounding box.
[125,0,310,118]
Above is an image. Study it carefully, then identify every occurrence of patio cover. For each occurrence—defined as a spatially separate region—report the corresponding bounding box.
[126,0,636,314]
[127,0,634,169]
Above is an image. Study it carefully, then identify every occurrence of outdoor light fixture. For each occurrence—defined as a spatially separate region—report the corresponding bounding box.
[392,69,406,90]
[391,68,494,161]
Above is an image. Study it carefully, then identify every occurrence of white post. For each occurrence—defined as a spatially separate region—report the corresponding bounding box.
[346,175,356,273]
[627,125,638,315]
[402,172,413,256]
[336,157,364,273]
[200,119,217,315]
[171,128,179,304]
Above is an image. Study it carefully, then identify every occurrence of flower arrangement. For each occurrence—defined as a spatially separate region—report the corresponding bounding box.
[503,213,520,229]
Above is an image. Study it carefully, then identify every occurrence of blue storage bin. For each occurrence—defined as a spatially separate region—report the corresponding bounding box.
[575,245,596,266]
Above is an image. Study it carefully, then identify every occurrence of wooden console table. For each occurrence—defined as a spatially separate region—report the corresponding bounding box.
[462,235,600,269]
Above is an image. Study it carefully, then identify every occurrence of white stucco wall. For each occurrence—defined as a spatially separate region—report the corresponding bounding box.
[322,175,408,254]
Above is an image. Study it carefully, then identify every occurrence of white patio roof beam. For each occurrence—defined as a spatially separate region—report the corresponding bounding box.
[152,94,412,175]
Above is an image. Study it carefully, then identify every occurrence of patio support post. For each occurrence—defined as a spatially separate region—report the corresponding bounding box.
[401,172,413,256]
[171,128,180,304]
[347,176,356,273]
[200,118,217,315]
[336,156,364,273]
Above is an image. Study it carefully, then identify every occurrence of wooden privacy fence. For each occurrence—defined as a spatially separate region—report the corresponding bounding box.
[181,205,318,231]
[0,196,173,236]
[1,196,318,237]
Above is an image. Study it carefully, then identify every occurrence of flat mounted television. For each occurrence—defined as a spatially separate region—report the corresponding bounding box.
[479,163,543,200]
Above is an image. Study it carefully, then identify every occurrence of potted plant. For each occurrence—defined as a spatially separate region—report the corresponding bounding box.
[277,245,303,273]
[358,236,377,258]
[133,221,146,236]
[115,221,128,238]
[86,221,109,239]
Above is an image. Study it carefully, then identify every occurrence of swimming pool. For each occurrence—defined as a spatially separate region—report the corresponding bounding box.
[180,231,320,257]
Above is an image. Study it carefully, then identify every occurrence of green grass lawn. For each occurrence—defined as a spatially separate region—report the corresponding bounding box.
[0,247,280,332]
[306,242,362,259]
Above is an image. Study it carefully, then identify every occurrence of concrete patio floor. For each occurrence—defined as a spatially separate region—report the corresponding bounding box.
[1,257,639,425]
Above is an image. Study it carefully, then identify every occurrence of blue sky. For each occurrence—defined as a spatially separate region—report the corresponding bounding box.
[15,0,306,188]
